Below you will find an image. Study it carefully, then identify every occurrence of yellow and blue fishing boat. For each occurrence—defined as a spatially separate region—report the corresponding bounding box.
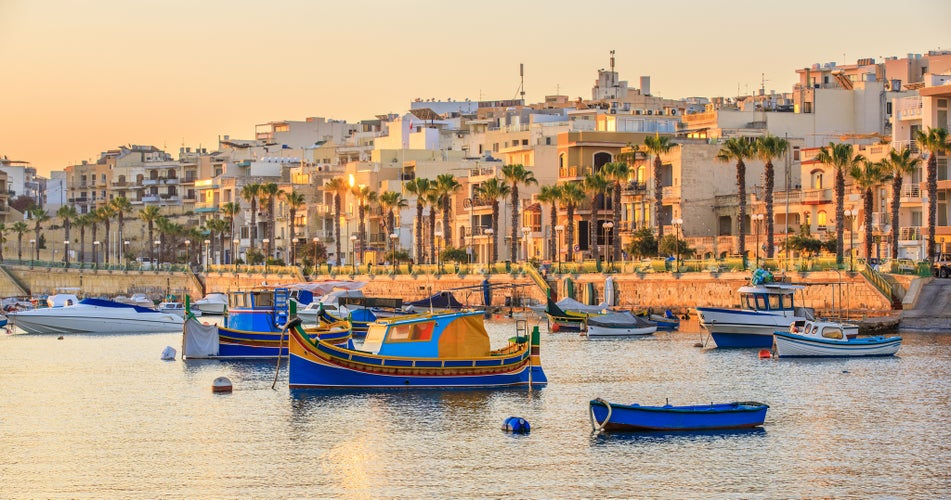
[287,310,547,389]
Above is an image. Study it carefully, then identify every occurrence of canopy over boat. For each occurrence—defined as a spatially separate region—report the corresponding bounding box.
[405,291,468,311]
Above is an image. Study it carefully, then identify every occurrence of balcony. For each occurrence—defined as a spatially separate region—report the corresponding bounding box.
[621,181,648,194]
[900,226,922,241]
[559,165,592,179]
[901,186,922,203]
[894,96,922,121]
[802,188,833,204]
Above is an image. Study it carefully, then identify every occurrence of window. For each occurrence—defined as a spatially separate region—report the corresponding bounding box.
[817,211,828,228]
[821,327,843,340]
[387,321,435,342]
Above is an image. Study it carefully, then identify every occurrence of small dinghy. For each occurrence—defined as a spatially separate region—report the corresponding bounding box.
[589,398,768,432]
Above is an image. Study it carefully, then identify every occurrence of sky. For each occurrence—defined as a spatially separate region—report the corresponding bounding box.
[2,0,950,176]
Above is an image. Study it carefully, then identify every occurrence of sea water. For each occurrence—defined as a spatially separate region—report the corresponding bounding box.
[1,318,949,499]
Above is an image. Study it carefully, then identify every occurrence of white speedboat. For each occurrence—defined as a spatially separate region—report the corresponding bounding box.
[584,311,657,337]
[8,297,184,334]
[158,301,200,318]
[193,292,228,315]
[114,293,155,309]
[696,282,815,348]
[774,320,901,357]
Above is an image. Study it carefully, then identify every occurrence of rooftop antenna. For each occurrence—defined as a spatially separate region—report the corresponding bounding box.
[515,63,526,102]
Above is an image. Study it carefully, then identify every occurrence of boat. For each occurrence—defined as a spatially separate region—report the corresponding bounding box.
[192,292,228,315]
[114,293,155,309]
[403,291,472,313]
[286,311,547,389]
[589,398,769,432]
[636,309,680,331]
[8,297,184,334]
[584,311,657,337]
[773,320,902,357]
[529,297,608,316]
[182,287,351,359]
[543,298,590,332]
[696,271,815,348]
[158,301,200,318]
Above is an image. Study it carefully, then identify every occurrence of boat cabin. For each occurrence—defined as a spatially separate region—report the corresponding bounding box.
[738,284,809,316]
[791,320,846,341]
[360,311,490,358]
[227,288,294,331]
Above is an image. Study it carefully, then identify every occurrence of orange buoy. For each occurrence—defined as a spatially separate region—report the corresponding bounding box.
[758,349,772,359]
[551,323,560,333]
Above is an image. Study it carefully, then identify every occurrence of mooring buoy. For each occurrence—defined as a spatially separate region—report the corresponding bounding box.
[212,376,233,393]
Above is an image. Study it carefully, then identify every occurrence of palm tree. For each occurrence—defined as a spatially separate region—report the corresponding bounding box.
[0,223,7,262]
[221,201,241,263]
[537,184,563,261]
[582,173,610,265]
[240,183,262,248]
[425,188,440,265]
[205,218,230,266]
[138,205,162,264]
[12,221,28,261]
[351,185,377,266]
[378,190,407,258]
[881,147,922,259]
[258,183,280,258]
[73,215,90,264]
[324,177,350,267]
[57,205,78,261]
[155,216,179,264]
[815,142,866,266]
[643,135,675,240]
[915,127,950,261]
[28,206,50,262]
[601,161,631,262]
[473,178,510,264]
[716,137,754,265]
[110,196,133,253]
[97,204,117,265]
[559,182,585,263]
[435,173,461,252]
[501,164,537,262]
[404,177,434,265]
[282,191,306,261]
[850,159,890,263]
[754,135,789,258]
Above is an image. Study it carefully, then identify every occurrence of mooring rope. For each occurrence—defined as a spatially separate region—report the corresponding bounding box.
[589,397,613,433]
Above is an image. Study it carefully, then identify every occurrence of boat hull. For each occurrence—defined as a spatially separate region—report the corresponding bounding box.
[590,399,768,431]
[697,307,804,348]
[774,331,902,357]
[585,324,656,337]
[183,316,351,359]
[10,307,183,334]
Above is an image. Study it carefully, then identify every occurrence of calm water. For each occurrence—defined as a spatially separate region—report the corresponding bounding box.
[1,317,949,499]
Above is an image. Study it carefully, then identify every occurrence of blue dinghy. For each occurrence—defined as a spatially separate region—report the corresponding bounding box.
[589,399,768,432]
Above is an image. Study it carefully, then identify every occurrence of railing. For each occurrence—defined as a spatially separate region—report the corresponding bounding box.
[900,226,922,240]
[802,188,833,203]
[859,264,897,304]
[523,263,550,298]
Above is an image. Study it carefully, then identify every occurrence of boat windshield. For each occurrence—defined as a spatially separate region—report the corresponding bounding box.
[742,292,793,311]
[821,327,844,340]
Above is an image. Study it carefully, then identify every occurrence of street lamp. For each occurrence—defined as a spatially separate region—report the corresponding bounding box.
[123,240,130,269]
[390,232,399,274]
[153,240,161,268]
[434,229,443,273]
[554,225,564,274]
[521,226,531,263]
[29,239,35,268]
[751,213,764,269]
[844,208,857,272]
[64,240,70,268]
[291,237,298,267]
[349,235,357,274]
[312,237,319,273]
[602,221,614,272]
[184,239,191,268]
[261,238,268,274]
[484,228,494,265]
[671,218,683,273]
[233,238,241,271]
[93,240,101,269]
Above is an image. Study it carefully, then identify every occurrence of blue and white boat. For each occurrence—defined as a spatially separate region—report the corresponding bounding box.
[9,297,183,334]
[774,320,902,357]
[696,280,814,348]
[287,311,547,389]
[589,398,768,432]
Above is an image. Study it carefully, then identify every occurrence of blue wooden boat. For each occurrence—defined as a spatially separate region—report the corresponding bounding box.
[181,288,351,359]
[589,398,768,432]
[287,311,547,389]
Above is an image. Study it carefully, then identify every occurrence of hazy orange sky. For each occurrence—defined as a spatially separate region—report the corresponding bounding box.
[2,0,949,176]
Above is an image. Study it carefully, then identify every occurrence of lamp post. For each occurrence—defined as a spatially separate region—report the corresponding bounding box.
[233,238,240,271]
[64,240,70,268]
[434,229,443,273]
[123,240,130,269]
[153,240,161,268]
[53,248,58,268]
[484,228,493,265]
[521,226,531,263]
[751,213,764,269]
[671,217,684,274]
[554,225,564,274]
[349,235,357,274]
[312,237,319,274]
[390,232,399,274]
[844,208,857,272]
[29,239,35,268]
[602,221,614,272]
[261,238,269,275]
[184,239,191,268]
[93,240,101,269]
[291,237,298,267]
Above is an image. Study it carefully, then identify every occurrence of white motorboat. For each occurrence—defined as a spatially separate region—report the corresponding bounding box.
[8,297,184,334]
[158,301,200,318]
[114,293,155,309]
[192,292,228,315]
[774,320,901,357]
[584,311,657,337]
[696,280,816,348]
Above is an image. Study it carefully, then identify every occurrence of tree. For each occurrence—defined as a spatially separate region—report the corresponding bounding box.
[815,142,866,266]
[240,183,262,248]
[12,221,28,261]
[221,201,241,262]
[915,127,950,261]
[716,137,754,265]
[110,196,133,254]
[601,161,631,262]
[424,188,440,265]
[0,223,6,262]
[56,205,78,249]
[28,207,50,261]
[324,177,350,267]
[435,173,461,254]
[643,135,675,240]
[849,159,890,263]
[73,215,90,264]
[97,204,117,264]
[501,164,537,262]
[473,178,510,264]
[536,184,563,261]
[258,183,280,258]
[282,191,306,261]
[559,182,585,263]
[351,184,377,266]
[754,135,789,258]
[786,226,825,258]
[625,228,657,260]
[205,218,230,266]
[138,205,162,264]
[378,190,407,259]
[404,177,434,265]
[881,147,921,259]
[582,173,609,264]
[658,234,695,260]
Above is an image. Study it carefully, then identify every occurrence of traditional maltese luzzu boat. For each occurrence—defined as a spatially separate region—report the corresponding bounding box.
[287,310,547,389]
